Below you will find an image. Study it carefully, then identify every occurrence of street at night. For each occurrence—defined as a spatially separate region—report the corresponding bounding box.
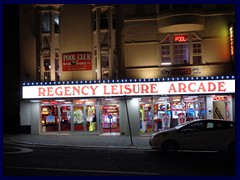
[4,143,235,176]
[3,3,237,178]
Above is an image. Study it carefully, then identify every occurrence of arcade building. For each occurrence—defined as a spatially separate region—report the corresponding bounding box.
[15,4,235,135]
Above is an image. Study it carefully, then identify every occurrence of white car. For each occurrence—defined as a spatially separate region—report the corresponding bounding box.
[149,119,235,154]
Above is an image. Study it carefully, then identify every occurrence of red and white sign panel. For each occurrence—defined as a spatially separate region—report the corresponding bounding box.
[22,80,235,99]
[62,52,92,71]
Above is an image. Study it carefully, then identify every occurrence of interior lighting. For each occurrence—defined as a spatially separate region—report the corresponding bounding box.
[161,62,171,65]
[55,100,65,102]
[30,100,41,103]
[64,101,72,104]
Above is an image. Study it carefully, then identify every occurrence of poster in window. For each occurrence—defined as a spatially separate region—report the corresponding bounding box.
[62,52,92,71]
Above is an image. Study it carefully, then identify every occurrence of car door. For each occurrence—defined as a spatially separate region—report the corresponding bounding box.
[178,121,207,150]
[204,121,234,151]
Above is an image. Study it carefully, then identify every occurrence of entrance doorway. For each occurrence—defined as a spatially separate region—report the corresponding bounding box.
[59,105,71,131]
[41,102,72,133]
[100,98,120,135]
[213,96,229,120]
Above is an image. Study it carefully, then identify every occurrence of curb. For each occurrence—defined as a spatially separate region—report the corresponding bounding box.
[4,140,152,150]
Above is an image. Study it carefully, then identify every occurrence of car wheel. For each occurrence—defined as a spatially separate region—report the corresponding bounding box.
[162,140,179,153]
[228,142,235,155]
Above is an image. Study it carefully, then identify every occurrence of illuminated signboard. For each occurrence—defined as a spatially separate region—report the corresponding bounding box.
[22,80,235,99]
[213,96,228,101]
[229,26,234,58]
[62,52,92,71]
[174,34,188,43]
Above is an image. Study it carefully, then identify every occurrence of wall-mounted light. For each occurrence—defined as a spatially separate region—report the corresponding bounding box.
[229,24,234,59]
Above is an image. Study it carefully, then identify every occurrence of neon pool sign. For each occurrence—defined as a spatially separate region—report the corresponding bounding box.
[174,35,188,43]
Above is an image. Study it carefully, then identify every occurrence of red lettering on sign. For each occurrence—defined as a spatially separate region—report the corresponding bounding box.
[174,35,188,42]
[178,83,187,92]
[218,82,226,92]
[38,87,46,96]
[188,83,196,92]
[47,87,54,96]
[213,96,227,101]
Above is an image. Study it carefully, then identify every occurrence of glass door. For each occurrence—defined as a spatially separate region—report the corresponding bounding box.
[59,105,72,131]
[41,105,58,132]
[73,99,97,132]
[139,97,154,134]
[73,105,85,131]
[101,98,120,135]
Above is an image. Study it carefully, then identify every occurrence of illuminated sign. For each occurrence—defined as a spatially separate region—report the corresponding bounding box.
[229,26,234,57]
[62,52,92,71]
[213,96,228,101]
[22,80,235,99]
[172,68,191,75]
[174,35,188,43]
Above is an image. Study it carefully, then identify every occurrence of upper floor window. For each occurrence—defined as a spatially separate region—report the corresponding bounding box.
[160,33,202,66]
[54,13,60,33]
[42,13,51,33]
[160,35,171,65]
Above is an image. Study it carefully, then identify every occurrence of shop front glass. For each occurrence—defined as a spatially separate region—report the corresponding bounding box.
[73,99,97,132]
[139,95,207,134]
[41,99,98,133]
[60,105,71,131]
[100,98,120,135]
[41,100,72,132]
[41,103,58,132]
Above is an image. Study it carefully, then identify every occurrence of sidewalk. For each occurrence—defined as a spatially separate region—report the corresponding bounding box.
[3,133,151,150]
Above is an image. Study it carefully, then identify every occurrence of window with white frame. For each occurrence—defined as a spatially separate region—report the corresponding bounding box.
[160,35,171,65]
[42,13,51,33]
[40,11,60,81]
[174,44,189,64]
[160,33,202,65]
[192,33,202,65]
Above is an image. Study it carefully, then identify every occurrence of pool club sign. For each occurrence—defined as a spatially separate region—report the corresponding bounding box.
[62,52,92,71]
